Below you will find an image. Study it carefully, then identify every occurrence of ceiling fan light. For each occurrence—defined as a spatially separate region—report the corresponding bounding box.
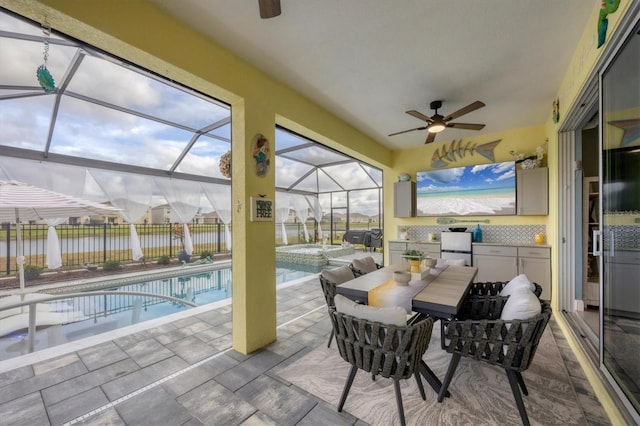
[428,123,445,133]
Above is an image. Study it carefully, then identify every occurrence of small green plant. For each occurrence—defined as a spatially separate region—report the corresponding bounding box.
[402,249,424,258]
[157,255,170,265]
[23,264,43,281]
[103,260,121,271]
[200,251,212,259]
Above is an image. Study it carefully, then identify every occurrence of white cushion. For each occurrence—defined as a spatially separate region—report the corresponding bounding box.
[352,256,378,274]
[321,266,354,284]
[445,259,466,266]
[500,287,541,321]
[501,274,535,296]
[334,294,407,326]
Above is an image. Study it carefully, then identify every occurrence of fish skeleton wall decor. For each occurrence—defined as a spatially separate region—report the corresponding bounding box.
[431,139,501,168]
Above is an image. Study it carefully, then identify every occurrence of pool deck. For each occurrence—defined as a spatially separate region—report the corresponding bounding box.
[0,250,609,425]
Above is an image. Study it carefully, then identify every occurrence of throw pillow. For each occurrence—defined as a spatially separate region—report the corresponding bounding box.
[500,274,535,296]
[352,256,378,274]
[500,287,541,321]
[321,265,355,284]
[334,294,407,326]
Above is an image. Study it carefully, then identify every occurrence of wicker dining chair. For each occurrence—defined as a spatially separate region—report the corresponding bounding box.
[458,280,543,320]
[348,256,383,277]
[330,307,435,426]
[437,295,552,426]
[319,266,356,347]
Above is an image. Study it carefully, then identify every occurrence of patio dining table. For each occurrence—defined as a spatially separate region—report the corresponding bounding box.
[335,263,478,319]
[335,263,478,396]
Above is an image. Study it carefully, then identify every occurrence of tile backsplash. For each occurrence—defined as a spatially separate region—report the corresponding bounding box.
[607,225,640,249]
[401,225,547,245]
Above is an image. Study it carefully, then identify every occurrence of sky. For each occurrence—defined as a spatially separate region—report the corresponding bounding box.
[0,10,382,219]
[416,161,516,193]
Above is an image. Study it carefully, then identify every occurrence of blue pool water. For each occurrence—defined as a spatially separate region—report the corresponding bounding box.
[0,263,330,360]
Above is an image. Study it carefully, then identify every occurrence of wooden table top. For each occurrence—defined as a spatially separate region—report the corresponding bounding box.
[335,264,478,319]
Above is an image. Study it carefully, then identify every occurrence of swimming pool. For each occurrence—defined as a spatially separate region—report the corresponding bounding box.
[0,262,331,361]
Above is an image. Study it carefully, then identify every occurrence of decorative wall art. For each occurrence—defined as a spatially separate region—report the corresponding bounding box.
[36,21,55,93]
[430,139,501,168]
[250,196,274,221]
[416,161,517,216]
[552,99,560,124]
[219,150,231,178]
[252,134,270,176]
[597,0,620,48]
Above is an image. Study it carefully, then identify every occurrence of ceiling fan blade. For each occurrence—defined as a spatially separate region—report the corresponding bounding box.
[406,110,433,123]
[388,126,428,137]
[446,122,486,130]
[425,132,436,144]
[259,0,281,18]
[443,101,485,122]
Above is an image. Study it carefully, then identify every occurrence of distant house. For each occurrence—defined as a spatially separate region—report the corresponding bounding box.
[151,204,171,224]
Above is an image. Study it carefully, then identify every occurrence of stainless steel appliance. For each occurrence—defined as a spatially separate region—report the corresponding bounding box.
[440,231,472,266]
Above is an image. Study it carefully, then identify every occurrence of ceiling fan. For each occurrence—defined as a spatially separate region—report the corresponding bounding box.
[389,100,486,144]
[259,0,281,19]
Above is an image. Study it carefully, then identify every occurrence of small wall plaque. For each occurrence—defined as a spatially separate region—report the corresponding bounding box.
[250,197,274,222]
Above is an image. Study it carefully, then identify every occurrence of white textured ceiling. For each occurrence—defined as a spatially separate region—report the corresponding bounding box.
[150,0,596,150]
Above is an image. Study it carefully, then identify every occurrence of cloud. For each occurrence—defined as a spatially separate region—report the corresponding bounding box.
[417,168,464,184]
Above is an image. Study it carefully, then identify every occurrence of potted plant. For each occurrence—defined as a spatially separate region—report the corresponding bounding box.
[402,249,424,273]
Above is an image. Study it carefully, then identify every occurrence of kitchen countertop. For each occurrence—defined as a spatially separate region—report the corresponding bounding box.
[389,239,551,248]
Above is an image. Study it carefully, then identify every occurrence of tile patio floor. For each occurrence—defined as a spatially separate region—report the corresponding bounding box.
[0,264,610,425]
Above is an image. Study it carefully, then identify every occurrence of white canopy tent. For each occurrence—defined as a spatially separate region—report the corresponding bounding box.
[0,180,121,291]
[0,159,88,269]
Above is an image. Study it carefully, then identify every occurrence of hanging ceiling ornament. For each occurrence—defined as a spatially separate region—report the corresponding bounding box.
[36,21,55,93]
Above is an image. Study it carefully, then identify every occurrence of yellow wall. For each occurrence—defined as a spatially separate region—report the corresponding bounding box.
[385,124,549,261]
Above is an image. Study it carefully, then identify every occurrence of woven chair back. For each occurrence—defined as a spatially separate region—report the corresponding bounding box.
[442,300,551,372]
[319,275,338,307]
[460,281,543,320]
[330,309,434,381]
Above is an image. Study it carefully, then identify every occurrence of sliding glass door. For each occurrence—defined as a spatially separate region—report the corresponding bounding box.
[600,19,640,416]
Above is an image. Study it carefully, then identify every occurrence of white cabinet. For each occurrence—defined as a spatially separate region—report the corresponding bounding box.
[518,247,551,300]
[389,241,408,264]
[517,167,548,215]
[473,244,551,299]
[407,242,440,257]
[388,241,440,265]
[473,245,518,282]
[394,181,415,217]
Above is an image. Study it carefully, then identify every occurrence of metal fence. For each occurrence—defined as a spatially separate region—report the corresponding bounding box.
[1,220,378,276]
[1,223,229,276]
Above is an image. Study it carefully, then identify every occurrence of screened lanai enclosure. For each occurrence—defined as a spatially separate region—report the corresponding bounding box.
[0,9,382,272]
